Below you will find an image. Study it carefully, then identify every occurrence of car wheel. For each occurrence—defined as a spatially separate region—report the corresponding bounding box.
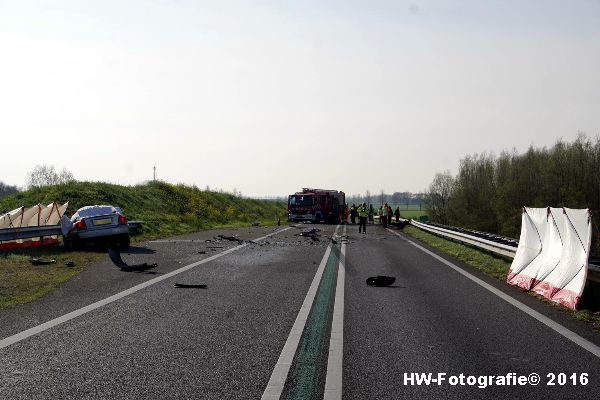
[63,236,72,251]
[118,234,130,249]
[70,237,81,250]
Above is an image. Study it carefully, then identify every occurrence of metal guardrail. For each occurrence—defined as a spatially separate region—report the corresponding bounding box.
[0,221,143,243]
[0,226,62,242]
[408,219,600,282]
[128,221,144,230]
[410,220,518,258]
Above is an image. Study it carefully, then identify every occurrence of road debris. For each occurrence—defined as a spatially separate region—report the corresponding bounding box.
[217,234,243,243]
[396,220,410,229]
[108,247,158,272]
[299,228,320,241]
[29,258,56,266]
[366,276,396,287]
[197,251,207,254]
[174,283,207,289]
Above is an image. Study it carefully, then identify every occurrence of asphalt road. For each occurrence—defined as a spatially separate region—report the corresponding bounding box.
[1,224,600,399]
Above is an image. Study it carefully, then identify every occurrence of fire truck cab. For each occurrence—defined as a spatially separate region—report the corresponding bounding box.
[288,188,346,223]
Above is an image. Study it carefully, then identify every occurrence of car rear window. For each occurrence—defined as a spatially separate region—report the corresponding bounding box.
[72,205,117,219]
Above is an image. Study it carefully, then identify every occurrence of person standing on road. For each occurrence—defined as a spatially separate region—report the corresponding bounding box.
[368,204,374,223]
[379,205,387,228]
[358,202,369,233]
[387,204,393,226]
[394,207,400,223]
[350,203,357,224]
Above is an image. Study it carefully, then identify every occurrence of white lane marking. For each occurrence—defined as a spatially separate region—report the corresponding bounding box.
[262,225,341,400]
[387,228,600,359]
[324,224,346,400]
[0,227,292,351]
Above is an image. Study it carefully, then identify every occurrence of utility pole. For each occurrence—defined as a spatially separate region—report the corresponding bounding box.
[153,165,156,182]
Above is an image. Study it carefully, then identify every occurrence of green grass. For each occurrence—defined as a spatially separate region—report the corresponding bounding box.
[0,181,288,308]
[395,204,424,210]
[0,246,103,308]
[398,209,429,220]
[403,226,510,279]
[403,225,600,329]
[0,181,288,241]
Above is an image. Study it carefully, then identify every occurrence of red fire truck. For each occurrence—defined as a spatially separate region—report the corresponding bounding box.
[288,188,346,223]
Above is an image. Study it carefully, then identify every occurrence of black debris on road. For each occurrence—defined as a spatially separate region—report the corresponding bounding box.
[108,248,158,272]
[366,276,396,287]
[174,283,207,289]
[29,258,57,266]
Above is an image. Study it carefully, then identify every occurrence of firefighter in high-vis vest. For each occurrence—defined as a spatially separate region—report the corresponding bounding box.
[358,202,369,234]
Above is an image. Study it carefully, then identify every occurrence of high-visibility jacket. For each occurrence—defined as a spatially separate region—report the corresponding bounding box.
[358,205,369,217]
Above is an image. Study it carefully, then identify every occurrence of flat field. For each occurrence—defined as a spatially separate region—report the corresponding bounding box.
[386,204,428,220]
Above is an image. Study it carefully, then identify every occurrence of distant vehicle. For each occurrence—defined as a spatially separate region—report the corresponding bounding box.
[65,205,130,249]
[288,188,346,223]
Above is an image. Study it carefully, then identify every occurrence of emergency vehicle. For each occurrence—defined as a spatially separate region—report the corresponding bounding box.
[287,188,346,223]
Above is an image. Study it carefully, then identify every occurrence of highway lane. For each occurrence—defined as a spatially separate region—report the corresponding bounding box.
[0,226,290,340]
[2,223,600,399]
[343,225,600,399]
[0,225,337,399]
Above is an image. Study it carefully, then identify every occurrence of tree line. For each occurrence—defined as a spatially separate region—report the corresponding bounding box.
[347,191,425,207]
[425,134,600,251]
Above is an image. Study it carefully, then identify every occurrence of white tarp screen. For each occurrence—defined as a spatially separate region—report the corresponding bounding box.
[0,202,69,247]
[47,203,68,225]
[0,207,24,229]
[0,202,68,229]
[507,207,592,309]
[506,207,547,284]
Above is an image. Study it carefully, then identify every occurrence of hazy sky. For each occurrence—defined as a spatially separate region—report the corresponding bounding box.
[1,0,599,196]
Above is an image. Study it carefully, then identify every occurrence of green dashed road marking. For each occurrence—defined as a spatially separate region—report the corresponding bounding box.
[286,244,339,400]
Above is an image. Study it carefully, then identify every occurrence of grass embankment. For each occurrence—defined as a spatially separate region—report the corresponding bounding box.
[0,181,287,308]
[0,181,286,240]
[403,225,600,329]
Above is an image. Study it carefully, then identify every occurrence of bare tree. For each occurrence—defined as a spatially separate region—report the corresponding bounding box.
[424,171,455,224]
[58,168,75,183]
[26,165,75,188]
